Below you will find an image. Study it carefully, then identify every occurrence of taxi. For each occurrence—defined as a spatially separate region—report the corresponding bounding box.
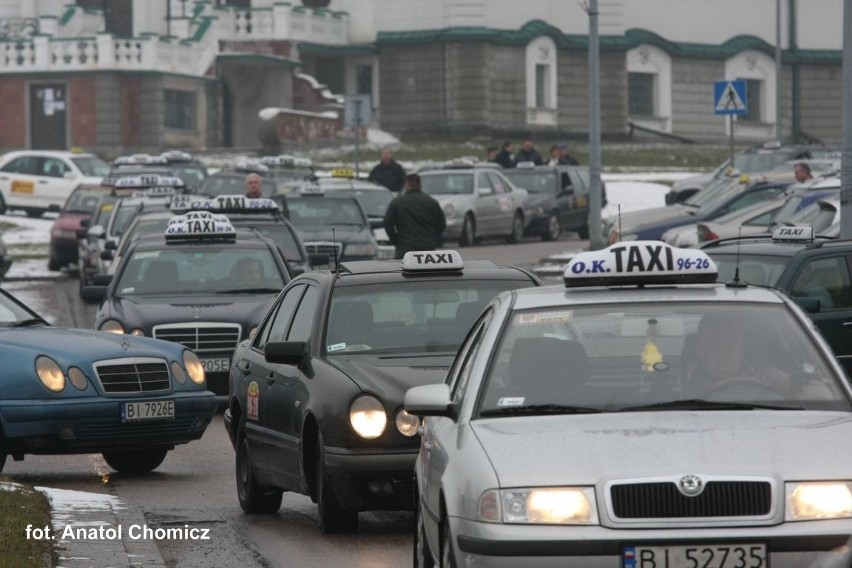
[702,227,852,375]
[406,241,852,568]
[83,213,291,396]
[48,182,112,271]
[159,150,208,191]
[225,251,541,533]
[199,160,278,198]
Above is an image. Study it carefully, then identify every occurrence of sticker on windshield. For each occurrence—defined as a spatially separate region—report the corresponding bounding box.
[515,310,574,325]
[134,251,161,259]
[497,397,525,408]
[328,342,346,352]
[120,287,135,294]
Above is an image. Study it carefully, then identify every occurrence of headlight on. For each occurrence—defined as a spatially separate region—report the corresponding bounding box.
[345,244,376,256]
[502,487,598,525]
[100,319,125,334]
[129,328,144,336]
[171,361,187,385]
[67,367,88,390]
[36,356,65,392]
[787,483,852,521]
[394,408,419,437]
[349,395,386,439]
[443,204,455,217]
[183,351,205,385]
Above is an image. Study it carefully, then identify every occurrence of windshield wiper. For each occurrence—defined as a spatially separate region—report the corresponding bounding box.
[480,404,603,417]
[619,399,803,412]
[12,318,48,327]
[217,287,281,295]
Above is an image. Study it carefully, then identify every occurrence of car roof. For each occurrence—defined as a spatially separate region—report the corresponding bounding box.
[331,258,538,284]
[1,150,100,160]
[704,236,852,256]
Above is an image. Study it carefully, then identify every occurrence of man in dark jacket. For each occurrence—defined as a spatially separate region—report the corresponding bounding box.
[494,141,514,168]
[383,174,446,259]
[513,138,544,166]
[368,148,407,192]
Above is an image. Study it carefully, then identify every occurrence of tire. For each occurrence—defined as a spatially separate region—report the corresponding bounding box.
[440,514,457,568]
[542,212,561,241]
[577,223,590,240]
[414,495,436,568]
[102,448,168,473]
[317,431,358,533]
[25,209,44,219]
[236,428,283,514]
[47,257,61,272]
[507,211,523,244]
[458,215,475,247]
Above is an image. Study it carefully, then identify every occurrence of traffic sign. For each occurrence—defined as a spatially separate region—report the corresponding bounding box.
[714,80,748,116]
[344,95,371,128]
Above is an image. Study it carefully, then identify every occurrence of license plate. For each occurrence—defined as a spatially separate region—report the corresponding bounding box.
[121,400,175,422]
[623,543,767,568]
[11,180,33,194]
[201,358,230,372]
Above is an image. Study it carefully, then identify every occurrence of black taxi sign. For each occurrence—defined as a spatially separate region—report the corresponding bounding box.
[564,241,717,287]
[402,250,464,272]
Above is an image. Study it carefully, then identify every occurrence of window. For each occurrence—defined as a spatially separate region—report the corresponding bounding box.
[288,286,320,342]
[355,64,372,97]
[628,72,655,117]
[41,158,69,178]
[791,257,852,310]
[739,78,762,123]
[535,64,549,108]
[164,89,196,130]
[1,156,39,175]
[255,285,305,349]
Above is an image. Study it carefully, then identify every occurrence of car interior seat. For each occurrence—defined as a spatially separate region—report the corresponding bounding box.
[329,301,374,348]
[144,259,179,293]
[508,337,591,404]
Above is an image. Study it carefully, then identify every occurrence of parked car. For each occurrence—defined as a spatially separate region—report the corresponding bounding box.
[159,150,208,191]
[48,183,112,271]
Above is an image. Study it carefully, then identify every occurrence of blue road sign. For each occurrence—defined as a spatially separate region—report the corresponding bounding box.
[714,80,748,116]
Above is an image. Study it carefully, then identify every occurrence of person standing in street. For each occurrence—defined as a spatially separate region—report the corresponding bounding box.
[383,174,446,259]
[794,162,813,183]
[368,148,407,192]
[513,138,544,166]
[558,141,580,165]
[495,141,515,168]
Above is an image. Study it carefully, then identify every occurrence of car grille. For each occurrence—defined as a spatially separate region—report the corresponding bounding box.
[94,358,170,394]
[304,241,342,257]
[152,323,241,353]
[610,481,772,519]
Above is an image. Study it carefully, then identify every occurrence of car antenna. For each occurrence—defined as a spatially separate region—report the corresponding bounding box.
[617,204,622,243]
[332,227,340,280]
[726,226,747,288]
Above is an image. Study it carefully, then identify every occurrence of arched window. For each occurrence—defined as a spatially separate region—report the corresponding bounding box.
[626,44,672,133]
[725,50,777,139]
[526,36,557,126]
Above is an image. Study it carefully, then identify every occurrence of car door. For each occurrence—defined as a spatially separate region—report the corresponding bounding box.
[473,171,501,236]
[239,284,304,478]
[563,170,590,229]
[787,255,852,375]
[0,155,41,209]
[38,157,76,210]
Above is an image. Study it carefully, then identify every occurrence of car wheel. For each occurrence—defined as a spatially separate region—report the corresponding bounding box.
[317,431,358,533]
[507,211,524,244]
[47,257,61,272]
[25,209,44,219]
[414,495,436,568]
[102,448,168,473]
[458,215,475,247]
[577,223,590,240]
[542,212,561,241]
[440,513,457,568]
[236,428,283,514]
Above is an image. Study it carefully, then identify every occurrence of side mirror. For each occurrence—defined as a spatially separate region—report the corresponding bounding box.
[404,383,456,419]
[793,297,822,314]
[104,240,117,250]
[80,218,90,228]
[100,250,114,261]
[88,224,105,238]
[81,286,107,302]
[309,253,329,267]
[477,187,492,197]
[92,274,113,286]
[265,341,306,366]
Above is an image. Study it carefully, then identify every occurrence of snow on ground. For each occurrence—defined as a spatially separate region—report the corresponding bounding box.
[601,179,671,220]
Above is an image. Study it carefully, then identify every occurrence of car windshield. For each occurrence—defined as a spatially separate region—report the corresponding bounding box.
[201,175,277,198]
[712,199,777,225]
[70,156,110,177]
[0,291,42,327]
[115,246,284,296]
[118,216,172,257]
[733,152,790,174]
[684,177,737,207]
[421,173,473,195]
[477,303,849,416]
[63,187,110,213]
[286,197,366,227]
[325,280,531,354]
[326,189,394,218]
[502,170,557,194]
[92,200,116,227]
[788,201,838,234]
[707,252,792,286]
[233,221,304,262]
[269,170,313,182]
[169,164,207,188]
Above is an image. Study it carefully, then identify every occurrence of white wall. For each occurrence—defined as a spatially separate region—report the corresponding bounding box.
[134,0,168,37]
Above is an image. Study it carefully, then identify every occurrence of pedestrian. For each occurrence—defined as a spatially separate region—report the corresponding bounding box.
[486,145,499,163]
[383,173,446,259]
[244,173,263,198]
[513,138,544,166]
[368,148,407,192]
[794,162,813,183]
[547,145,567,166]
[558,141,580,165]
[494,141,515,168]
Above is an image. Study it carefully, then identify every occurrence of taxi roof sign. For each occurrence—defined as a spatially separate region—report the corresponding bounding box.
[160,150,194,162]
[331,168,355,178]
[234,160,269,175]
[113,154,169,166]
[291,184,324,196]
[165,213,236,241]
[170,194,278,213]
[402,250,464,272]
[167,211,230,225]
[772,226,814,242]
[515,161,536,169]
[564,241,717,287]
[113,174,185,189]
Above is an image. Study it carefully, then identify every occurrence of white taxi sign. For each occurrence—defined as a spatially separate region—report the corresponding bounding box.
[170,195,278,212]
[772,226,813,242]
[142,186,176,198]
[113,154,168,166]
[234,160,269,175]
[160,150,193,162]
[564,241,717,287]
[402,250,464,272]
[113,174,185,188]
[168,211,229,225]
[293,184,324,196]
[515,161,536,169]
[165,214,236,240]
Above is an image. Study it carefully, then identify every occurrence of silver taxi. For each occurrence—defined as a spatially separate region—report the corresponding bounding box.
[406,241,852,568]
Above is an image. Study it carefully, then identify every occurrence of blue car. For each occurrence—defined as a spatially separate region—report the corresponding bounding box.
[0,287,217,473]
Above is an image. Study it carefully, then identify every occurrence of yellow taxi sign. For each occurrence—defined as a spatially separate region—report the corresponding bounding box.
[331,168,355,178]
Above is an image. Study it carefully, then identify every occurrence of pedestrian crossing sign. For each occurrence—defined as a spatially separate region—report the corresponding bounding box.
[714,80,748,115]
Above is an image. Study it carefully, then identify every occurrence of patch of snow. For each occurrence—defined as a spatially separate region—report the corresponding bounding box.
[1,213,53,246]
[602,172,700,182]
[602,181,670,220]
[258,107,280,120]
[367,128,400,146]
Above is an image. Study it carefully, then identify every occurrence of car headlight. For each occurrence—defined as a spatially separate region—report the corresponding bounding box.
[67,367,88,390]
[100,319,125,334]
[171,361,187,385]
[489,487,598,525]
[345,244,375,256]
[349,395,386,439]
[394,408,419,437]
[36,356,65,392]
[787,482,852,521]
[182,350,205,385]
[129,328,144,336]
[443,204,455,217]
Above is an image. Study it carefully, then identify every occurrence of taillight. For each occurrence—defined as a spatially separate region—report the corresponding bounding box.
[698,225,719,242]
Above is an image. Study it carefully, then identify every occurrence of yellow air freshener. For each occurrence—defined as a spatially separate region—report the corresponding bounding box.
[641,338,663,372]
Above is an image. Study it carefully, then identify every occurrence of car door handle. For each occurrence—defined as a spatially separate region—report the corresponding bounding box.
[843,321,852,327]
[265,372,275,385]
[39,179,49,184]
[239,361,251,375]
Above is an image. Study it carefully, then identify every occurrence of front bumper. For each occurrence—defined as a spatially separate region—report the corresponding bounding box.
[324,445,417,511]
[523,213,551,236]
[443,218,463,240]
[446,516,852,568]
[0,392,217,454]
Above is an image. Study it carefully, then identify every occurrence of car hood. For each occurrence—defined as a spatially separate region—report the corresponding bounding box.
[0,327,184,361]
[472,411,852,487]
[618,206,694,233]
[52,212,89,231]
[104,295,276,333]
[671,173,715,191]
[329,353,454,402]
